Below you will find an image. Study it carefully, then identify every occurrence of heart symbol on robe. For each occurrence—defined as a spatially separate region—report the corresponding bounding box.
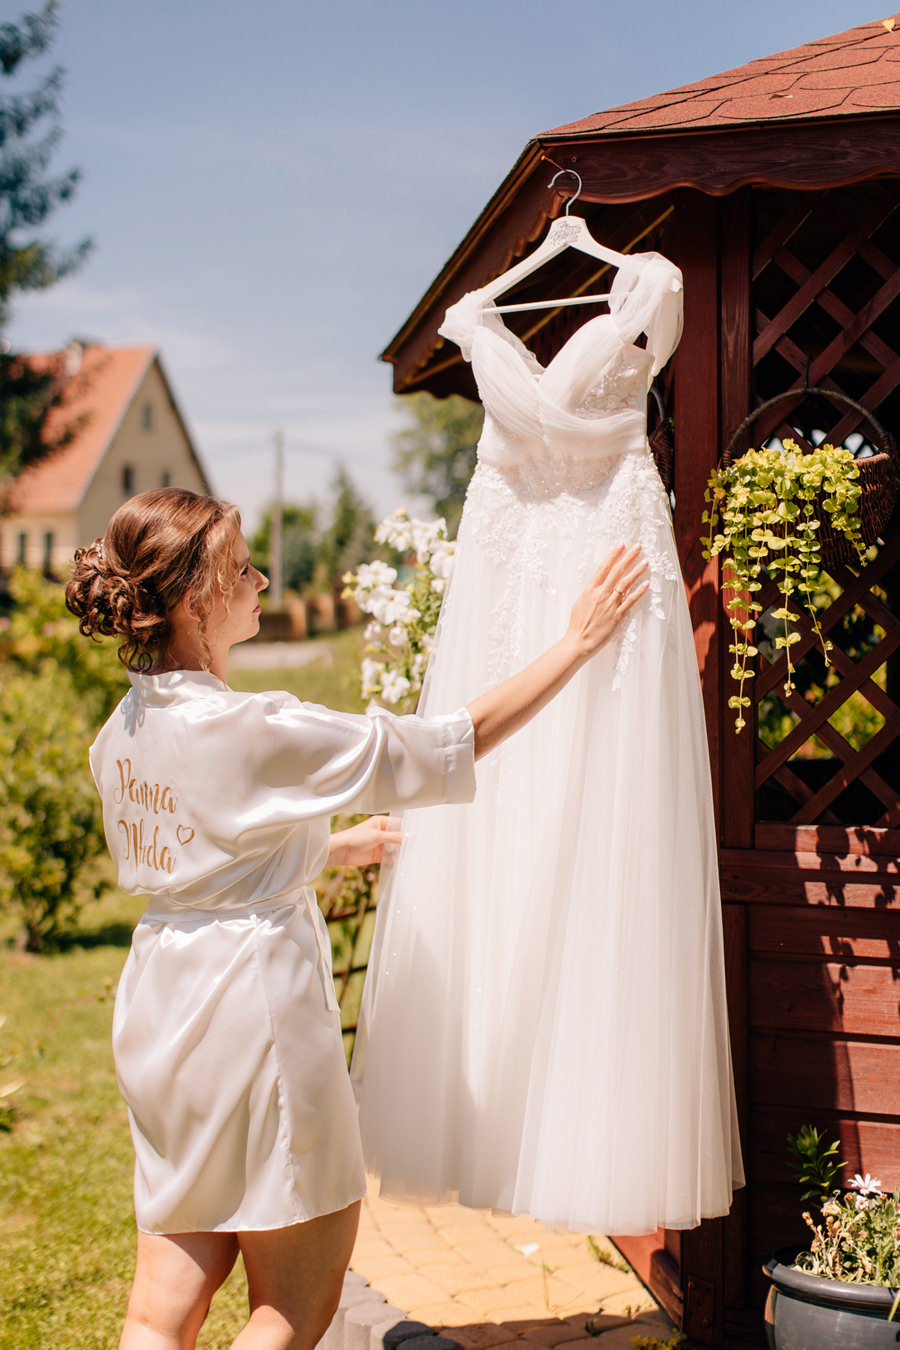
[176,825,195,846]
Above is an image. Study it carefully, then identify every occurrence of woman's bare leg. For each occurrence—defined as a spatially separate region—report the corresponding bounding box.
[231,1201,361,1350]
[119,1229,239,1349]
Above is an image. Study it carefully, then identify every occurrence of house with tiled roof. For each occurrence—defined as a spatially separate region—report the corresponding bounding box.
[2,341,210,573]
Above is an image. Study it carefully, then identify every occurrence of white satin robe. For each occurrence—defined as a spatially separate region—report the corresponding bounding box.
[90,669,475,1234]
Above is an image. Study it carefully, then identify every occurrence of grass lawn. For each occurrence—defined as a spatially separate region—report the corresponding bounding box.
[228,627,367,712]
[0,631,367,1348]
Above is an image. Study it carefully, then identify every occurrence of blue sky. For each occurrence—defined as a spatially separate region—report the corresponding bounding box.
[6,0,887,530]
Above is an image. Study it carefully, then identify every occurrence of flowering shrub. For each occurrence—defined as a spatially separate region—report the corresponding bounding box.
[343,510,455,713]
[787,1125,900,1304]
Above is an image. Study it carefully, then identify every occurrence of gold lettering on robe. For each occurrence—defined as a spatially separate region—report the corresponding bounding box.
[114,758,179,814]
[113,758,193,875]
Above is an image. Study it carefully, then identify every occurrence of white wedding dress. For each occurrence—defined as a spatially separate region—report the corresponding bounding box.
[353,250,744,1236]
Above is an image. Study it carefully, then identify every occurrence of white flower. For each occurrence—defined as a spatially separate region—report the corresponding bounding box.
[410,517,447,562]
[356,514,449,708]
[379,670,411,705]
[428,539,455,579]
[370,589,420,628]
[375,509,415,552]
[360,657,382,696]
[353,560,397,592]
[849,1172,883,1198]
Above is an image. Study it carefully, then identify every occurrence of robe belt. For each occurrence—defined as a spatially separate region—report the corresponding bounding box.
[141,886,339,1012]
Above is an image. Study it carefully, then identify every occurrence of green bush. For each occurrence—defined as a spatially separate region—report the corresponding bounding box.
[0,569,124,950]
[0,665,109,950]
[4,566,128,723]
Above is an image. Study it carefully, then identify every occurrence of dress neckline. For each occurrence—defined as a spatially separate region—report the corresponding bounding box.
[477,302,648,383]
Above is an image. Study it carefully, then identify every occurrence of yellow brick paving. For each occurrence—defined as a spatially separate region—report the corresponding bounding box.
[351,1178,676,1350]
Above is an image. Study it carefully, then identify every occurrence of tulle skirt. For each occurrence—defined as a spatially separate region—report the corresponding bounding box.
[352,449,744,1236]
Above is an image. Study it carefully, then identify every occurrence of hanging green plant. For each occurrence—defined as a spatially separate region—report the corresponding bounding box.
[702,439,866,733]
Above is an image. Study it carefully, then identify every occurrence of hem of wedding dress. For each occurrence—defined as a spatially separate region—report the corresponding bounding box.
[367,1172,745,1239]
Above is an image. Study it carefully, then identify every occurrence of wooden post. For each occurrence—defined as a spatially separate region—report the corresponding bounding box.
[670,188,728,1348]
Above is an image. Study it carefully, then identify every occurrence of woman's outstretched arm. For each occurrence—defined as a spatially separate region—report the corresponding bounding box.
[466,543,648,760]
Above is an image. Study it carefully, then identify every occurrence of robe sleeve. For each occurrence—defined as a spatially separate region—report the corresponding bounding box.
[608,253,684,376]
[231,696,476,838]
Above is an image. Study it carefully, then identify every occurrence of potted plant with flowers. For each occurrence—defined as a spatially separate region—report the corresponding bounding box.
[764,1125,900,1349]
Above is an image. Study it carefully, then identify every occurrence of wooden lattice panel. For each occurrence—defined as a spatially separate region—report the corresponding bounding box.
[754,532,900,826]
[746,185,900,826]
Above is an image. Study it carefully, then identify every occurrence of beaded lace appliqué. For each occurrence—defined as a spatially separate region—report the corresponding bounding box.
[574,350,644,418]
[463,444,677,689]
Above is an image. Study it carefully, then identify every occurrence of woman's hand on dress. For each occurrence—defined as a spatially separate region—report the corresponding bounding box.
[328,816,402,868]
[565,543,649,661]
[466,543,649,760]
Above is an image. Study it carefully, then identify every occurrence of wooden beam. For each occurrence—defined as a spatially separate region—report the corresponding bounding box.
[541,118,900,203]
[669,190,722,800]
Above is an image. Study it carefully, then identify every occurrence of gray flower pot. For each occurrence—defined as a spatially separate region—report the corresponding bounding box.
[764,1249,900,1349]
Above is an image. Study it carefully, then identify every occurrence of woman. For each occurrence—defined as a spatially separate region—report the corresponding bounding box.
[66,487,647,1350]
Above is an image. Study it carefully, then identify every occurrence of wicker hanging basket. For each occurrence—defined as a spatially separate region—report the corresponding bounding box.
[721,387,899,569]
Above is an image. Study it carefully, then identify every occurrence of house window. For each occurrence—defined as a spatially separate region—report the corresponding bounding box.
[43,531,54,572]
[17,531,27,565]
[161,470,171,487]
[122,465,135,495]
[141,402,154,430]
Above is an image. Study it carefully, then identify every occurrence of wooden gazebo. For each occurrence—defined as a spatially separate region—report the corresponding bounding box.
[380,16,900,1348]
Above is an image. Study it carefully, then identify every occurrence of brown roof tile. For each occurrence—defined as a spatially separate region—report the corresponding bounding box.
[10,344,155,515]
[719,88,853,121]
[543,15,900,138]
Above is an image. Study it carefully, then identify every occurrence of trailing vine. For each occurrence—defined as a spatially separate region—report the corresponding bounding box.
[703,439,866,732]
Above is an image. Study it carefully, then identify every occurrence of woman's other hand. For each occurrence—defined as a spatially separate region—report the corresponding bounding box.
[327,816,403,868]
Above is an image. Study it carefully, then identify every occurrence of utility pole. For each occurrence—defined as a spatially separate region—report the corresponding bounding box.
[270,429,284,608]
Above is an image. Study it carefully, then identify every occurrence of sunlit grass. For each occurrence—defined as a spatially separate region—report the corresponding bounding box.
[228,627,367,713]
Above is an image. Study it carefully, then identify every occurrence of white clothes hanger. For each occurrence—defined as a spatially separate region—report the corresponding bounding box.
[487,170,632,315]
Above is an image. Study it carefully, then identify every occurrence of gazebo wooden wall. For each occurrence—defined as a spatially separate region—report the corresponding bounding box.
[381,19,900,1348]
[659,175,900,1349]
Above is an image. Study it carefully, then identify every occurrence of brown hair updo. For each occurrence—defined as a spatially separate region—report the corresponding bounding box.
[65,488,242,671]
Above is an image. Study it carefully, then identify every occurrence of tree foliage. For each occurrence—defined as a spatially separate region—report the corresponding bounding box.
[317,466,376,586]
[0,1,91,485]
[250,466,376,594]
[390,392,483,538]
[250,502,319,593]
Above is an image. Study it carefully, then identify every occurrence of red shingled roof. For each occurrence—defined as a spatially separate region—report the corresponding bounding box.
[10,344,155,514]
[544,14,900,137]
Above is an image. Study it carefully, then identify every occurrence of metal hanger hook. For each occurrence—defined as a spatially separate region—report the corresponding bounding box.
[548,168,583,216]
